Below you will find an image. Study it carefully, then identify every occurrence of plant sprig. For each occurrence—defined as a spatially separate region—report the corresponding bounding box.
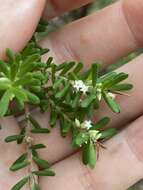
[0,21,133,190]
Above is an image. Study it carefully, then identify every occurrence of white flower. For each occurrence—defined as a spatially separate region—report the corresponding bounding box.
[108,92,116,99]
[83,120,92,130]
[72,80,89,94]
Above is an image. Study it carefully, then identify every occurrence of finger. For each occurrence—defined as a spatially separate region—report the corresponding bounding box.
[40,0,142,67]
[0,0,45,59]
[0,117,27,190]
[43,0,92,20]
[40,115,143,190]
[22,53,143,165]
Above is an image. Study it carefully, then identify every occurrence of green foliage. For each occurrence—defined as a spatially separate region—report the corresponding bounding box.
[0,21,133,190]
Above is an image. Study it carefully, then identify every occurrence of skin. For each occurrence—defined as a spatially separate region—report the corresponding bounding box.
[1,0,143,189]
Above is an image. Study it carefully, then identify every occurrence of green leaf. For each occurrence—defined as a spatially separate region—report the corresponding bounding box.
[0,78,11,90]
[0,89,14,116]
[60,61,76,75]
[91,117,110,130]
[10,160,29,171]
[25,90,40,105]
[72,93,81,108]
[17,128,26,144]
[60,118,71,137]
[103,72,128,89]
[31,182,40,190]
[14,73,33,86]
[55,84,70,99]
[0,60,10,77]
[110,83,133,91]
[5,135,25,143]
[33,169,55,176]
[28,115,41,128]
[50,110,58,127]
[18,54,40,75]
[31,128,50,134]
[53,78,64,89]
[12,87,28,102]
[81,95,96,108]
[92,63,100,87]
[11,153,28,167]
[30,144,46,150]
[81,69,91,80]
[82,141,96,168]
[46,57,53,67]
[72,132,89,147]
[100,128,117,139]
[102,91,120,113]
[33,156,50,169]
[11,177,29,190]
[73,62,83,74]
[6,48,15,63]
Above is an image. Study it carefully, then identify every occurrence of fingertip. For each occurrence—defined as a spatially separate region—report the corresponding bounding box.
[123,0,143,46]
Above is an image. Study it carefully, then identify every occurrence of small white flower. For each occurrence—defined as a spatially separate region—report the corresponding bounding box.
[83,120,92,130]
[108,92,116,99]
[72,80,89,94]
[81,85,89,94]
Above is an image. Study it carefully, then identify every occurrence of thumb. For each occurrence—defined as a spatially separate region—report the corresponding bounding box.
[0,0,46,59]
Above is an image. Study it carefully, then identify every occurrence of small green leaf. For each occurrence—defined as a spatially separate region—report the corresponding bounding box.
[11,153,28,167]
[46,57,53,67]
[0,89,14,116]
[50,110,58,127]
[55,84,70,99]
[102,91,120,113]
[30,144,46,150]
[92,63,100,87]
[11,177,29,190]
[25,90,40,105]
[6,48,15,63]
[31,128,50,134]
[91,117,110,130]
[18,54,40,75]
[0,60,10,77]
[72,132,89,147]
[60,118,71,137]
[10,160,29,171]
[0,78,11,90]
[103,72,128,89]
[81,95,96,108]
[33,169,55,176]
[33,156,50,169]
[100,128,117,139]
[82,141,96,168]
[110,83,133,91]
[5,135,25,143]
[72,93,81,108]
[60,61,76,75]
[31,182,40,190]
[12,87,28,102]
[73,62,83,74]
[28,115,41,128]
[53,78,64,89]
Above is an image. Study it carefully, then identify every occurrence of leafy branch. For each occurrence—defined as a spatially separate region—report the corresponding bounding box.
[0,21,133,190]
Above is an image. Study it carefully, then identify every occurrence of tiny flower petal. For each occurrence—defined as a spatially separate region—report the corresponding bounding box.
[83,120,92,130]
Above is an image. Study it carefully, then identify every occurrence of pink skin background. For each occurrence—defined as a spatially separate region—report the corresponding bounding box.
[1,0,143,190]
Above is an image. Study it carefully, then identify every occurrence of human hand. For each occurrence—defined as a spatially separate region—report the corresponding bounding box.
[1,0,143,190]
